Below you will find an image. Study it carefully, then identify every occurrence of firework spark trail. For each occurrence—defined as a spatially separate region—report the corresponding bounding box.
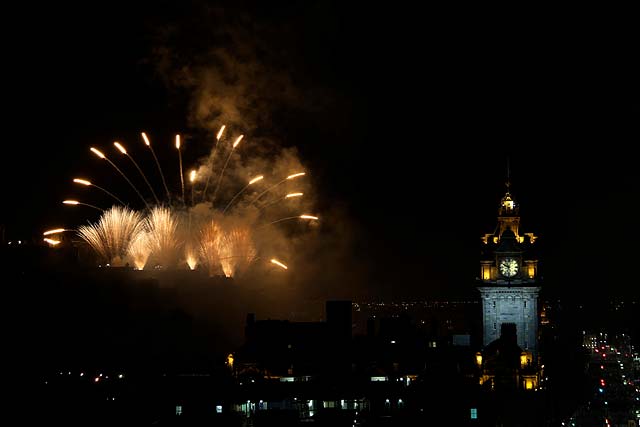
[77,206,145,265]
[222,175,264,214]
[270,258,288,270]
[175,134,186,207]
[44,238,61,246]
[142,132,171,203]
[43,228,72,236]
[145,206,181,269]
[185,244,198,270]
[251,172,306,205]
[63,200,104,212]
[266,214,319,226]
[211,135,243,205]
[199,220,222,277]
[189,170,197,207]
[188,170,197,235]
[217,225,257,278]
[258,192,303,211]
[90,147,151,211]
[128,231,151,270]
[201,125,226,202]
[73,178,127,206]
[114,142,160,204]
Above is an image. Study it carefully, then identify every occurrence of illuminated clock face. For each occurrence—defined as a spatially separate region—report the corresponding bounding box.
[499,258,519,278]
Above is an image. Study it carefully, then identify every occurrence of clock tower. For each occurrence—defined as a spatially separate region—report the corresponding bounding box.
[477,182,541,361]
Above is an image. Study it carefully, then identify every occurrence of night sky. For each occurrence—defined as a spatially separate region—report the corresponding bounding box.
[2,1,639,300]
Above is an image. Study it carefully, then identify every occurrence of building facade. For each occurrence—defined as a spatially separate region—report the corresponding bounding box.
[476,184,541,361]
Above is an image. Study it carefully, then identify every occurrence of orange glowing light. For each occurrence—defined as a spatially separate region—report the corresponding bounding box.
[113,141,127,154]
[141,132,151,146]
[90,147,105,159]
[233,135,244,148]
[43,228,67,236]
[249,175,264,185]
[271,259,288,270]
[216,125,226,140]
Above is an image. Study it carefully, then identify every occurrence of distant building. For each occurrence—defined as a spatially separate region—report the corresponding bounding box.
[234,300,353,380]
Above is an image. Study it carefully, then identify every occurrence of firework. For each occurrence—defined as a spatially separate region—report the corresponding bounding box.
[198,220,222,277]
[128,231,151,270]
[145,206,181,269]
[217,225,257,278]
[189,170,197,206]
[113,141,160,204]
[63,199,104,212]
[90,147,151,210]
[222,174,264,214]
[73,178,126,206]
[201,124,227,201]
[258,192,304,211]
[90,147,106,159]
[184,244,198,270]
[77,206,145,265]
[43,228,70,236]
[270,259,288,270]
[176,134,185,206]
[63,126,316,278]
[142,132,171,202]
[211,134,244,204]
[268,214,319,225]
[299,215,318,220]
[216,125,226,140]
[251,171,306,204]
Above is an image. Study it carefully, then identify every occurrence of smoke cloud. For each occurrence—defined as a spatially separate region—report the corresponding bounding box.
[80,2,371,320]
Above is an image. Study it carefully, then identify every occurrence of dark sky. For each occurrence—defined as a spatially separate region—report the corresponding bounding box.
[2,1,639,300]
